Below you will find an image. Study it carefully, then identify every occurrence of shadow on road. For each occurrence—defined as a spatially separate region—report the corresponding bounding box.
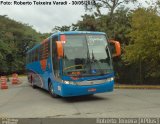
[30,85,110,103]
[61,95,109,103]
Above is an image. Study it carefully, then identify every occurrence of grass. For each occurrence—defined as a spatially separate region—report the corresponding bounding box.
[115,84,160,89]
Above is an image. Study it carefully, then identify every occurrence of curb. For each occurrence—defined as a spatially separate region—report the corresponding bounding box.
[114,85,160,89]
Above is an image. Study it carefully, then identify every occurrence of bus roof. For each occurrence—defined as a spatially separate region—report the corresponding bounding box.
[51,31,106,37]
[27,31,106,53]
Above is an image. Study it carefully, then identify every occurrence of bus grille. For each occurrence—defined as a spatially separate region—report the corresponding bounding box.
[76,79,108,86]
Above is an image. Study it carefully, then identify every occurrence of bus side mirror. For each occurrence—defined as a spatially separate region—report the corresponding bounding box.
[109,40,121,57]
[56,41,64,59]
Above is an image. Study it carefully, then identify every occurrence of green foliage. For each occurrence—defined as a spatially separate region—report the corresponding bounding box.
[39,33,52,40]
[73,14,97,31]
[0,15,41,74]
[123,8,160,81]
[73,7,131,43]
[85,0,137,24]
[52,25,71,32]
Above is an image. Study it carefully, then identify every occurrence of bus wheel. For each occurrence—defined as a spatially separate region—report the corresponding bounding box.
[48,82,58,98]
[87,94,94,96]
[31,76,36,89]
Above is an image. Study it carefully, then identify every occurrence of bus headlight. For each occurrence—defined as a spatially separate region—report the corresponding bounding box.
[106,77,114,82]
[63,81,69,84]
[63,80,76,85]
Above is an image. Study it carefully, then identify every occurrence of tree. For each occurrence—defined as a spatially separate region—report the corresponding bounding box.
[85,0,137,21]
[73,7,131,41]
[73,14,97,31]
[122,8,160,83]
[0,15,41,74]
[52,25,71,33]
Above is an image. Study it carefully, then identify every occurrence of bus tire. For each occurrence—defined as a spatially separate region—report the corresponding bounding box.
[31,76,36,89]
[48,82,59,98]
[87,94,94,96]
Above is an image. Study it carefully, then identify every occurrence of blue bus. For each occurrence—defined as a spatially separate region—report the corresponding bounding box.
[26,31,121,97]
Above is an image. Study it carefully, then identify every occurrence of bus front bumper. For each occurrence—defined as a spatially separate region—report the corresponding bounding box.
[56,81,114,97]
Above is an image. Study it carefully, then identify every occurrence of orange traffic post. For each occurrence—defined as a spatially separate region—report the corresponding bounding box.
[12,73,19,85]
[0,76,8,89]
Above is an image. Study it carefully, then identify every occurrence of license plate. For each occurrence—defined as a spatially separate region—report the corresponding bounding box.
[88,88,96,92]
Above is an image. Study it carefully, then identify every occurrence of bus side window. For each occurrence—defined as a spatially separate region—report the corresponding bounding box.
[40,45,43,60]
[48,40,50,57]
[34,50,36,62]
[35,48,38,61]
[42,44,45,60]
[52,36,59,77]
[37,48,40,61]
[45,41,49,59]
[42,42,48,60]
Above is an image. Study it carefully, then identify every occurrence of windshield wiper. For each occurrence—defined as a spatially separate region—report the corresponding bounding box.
[105,46,111,65]
[91,50,104,75]
[84,35,92,73]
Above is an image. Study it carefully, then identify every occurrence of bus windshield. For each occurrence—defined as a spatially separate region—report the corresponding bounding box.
[63,34,113,77]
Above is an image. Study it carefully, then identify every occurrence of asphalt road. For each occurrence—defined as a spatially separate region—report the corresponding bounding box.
[0,77,160,118]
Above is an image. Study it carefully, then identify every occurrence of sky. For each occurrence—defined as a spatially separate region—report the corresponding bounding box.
[0,0,151,33]
[0,0,88,33]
